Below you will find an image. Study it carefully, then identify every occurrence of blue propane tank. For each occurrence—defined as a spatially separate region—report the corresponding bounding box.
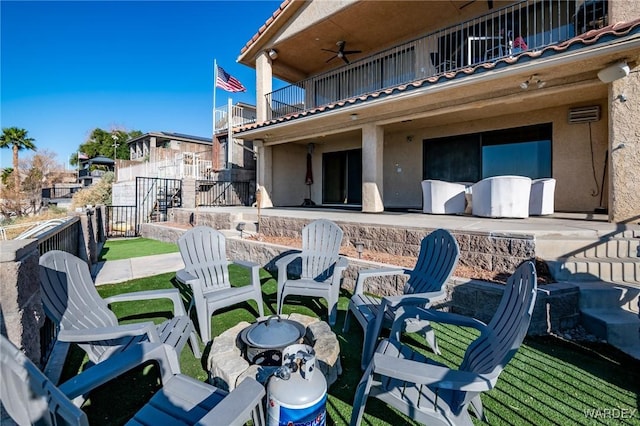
[267,344,327,426]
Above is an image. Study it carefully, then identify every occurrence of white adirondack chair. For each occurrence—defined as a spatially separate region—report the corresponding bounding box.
[39,250,201,366]
[177,226,264,342]
[343,228,460,369]
[350,260,538,426]
[276,219,348,325]
[0,335,265,426]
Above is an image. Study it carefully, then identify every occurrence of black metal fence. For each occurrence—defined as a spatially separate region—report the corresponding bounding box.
[36,216,82,365]
[196,180,252,206]
[41,186,81,199]
[106,205,138,237]
[137,177,182,224]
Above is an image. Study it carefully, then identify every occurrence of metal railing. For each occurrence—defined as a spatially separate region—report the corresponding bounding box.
[117,156,213,182]
[36,216,82,364]
[214,103,257,133]
[266,0,607,120]
[106,205,138,237]
[196,180,252,206]
[41,186,81,199]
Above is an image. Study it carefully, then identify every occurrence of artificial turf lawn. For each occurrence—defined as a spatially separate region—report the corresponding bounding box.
[61,266,640,426]
[99,237,178,261]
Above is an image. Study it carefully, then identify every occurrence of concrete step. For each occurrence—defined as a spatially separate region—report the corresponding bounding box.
[536,236,639,259]
[549,258,640,284]
[578,282,640,313]
[581,308,640,348]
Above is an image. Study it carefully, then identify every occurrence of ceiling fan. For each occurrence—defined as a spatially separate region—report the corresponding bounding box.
[322,40,362,64]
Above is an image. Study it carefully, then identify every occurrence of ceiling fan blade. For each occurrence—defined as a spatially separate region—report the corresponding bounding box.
[341,56,351,64]
[342,50,362,55]
[321,48,339,53]
[326,55,338,63]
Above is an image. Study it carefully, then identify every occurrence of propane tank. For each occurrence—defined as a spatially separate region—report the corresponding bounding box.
[267,344,327,426]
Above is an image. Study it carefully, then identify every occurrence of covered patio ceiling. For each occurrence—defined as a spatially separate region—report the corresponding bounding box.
[239,0,507,82]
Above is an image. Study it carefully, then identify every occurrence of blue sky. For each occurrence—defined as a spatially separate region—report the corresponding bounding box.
[0,0,281,169]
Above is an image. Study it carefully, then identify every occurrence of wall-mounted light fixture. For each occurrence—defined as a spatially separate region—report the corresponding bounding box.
[268,49,278,60]
[520,74,545,90]
[598,61,629,83]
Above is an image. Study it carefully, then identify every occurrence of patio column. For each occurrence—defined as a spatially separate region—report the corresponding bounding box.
[256,51,273,123]
[362,124,384,213]
[254,140,273,208]
[607,2,640,223]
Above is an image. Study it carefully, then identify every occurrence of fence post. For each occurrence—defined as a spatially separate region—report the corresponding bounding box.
[0,239,44,366]
[182,177,196,208]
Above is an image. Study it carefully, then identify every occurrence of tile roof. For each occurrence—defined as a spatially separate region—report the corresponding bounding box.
[238,18,640,133]
[240,0,292,55]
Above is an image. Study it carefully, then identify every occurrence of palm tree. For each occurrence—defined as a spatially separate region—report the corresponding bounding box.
[0,127,36,190]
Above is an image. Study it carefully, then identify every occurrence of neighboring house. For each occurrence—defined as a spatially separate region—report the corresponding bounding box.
[236,0,640,223]
[120,132,214,181]
[78,156,114,187]
[213,101,258,182]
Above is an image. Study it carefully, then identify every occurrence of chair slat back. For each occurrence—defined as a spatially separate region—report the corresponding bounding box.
[405,229,460,295]
[300,219,343,281]
[178,227,231,292]
[40,250,119,362]
[461,261,537,376]
[1,335,88,426]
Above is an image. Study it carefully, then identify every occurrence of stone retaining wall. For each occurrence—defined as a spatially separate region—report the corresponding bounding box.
[141,222,579,335]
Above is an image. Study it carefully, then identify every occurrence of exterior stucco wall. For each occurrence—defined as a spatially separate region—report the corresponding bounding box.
[271,136,361,206]
[382,101,608,211]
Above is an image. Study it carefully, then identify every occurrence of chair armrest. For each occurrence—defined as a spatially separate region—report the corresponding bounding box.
[382,289,446,308]
[58,343,181,401]
[233,259,260,269]
[104,288,187,317]
[197,378,266,426]
[274,252,302,270]
[390,306,487,339]
[371,348,495,392]
[176,268,197,285]
[353,267,408,295]
[58,322,161,343]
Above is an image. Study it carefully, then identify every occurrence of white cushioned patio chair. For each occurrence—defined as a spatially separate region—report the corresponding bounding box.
[350,261,537,426]
[343,228,460,369]
[276,219,348,325]
[471,175,532,218]
[177,226,264,343]
[39,250,201,366]
[0,336,265,426]
[421,180,467,214]
[529,177,556,215]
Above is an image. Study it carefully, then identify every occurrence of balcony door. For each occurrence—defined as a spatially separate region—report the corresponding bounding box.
[322,149,362,205]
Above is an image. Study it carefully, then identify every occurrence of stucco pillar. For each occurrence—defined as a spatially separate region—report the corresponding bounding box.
[607,1,640,223]
[254,140,273,208]
[256,52,273,123]
[608,67,640,223]
[0,240,44,366]
[362,124,384,213]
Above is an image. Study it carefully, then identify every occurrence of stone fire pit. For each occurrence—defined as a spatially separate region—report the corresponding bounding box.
[207,313,342,391]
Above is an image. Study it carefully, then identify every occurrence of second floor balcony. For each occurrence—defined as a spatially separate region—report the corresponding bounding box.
[265,0,609,121]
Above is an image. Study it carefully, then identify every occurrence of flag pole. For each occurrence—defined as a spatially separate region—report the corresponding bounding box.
[213,59,217,143]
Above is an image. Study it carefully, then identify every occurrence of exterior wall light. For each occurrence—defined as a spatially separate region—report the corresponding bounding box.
[268,49,278,60]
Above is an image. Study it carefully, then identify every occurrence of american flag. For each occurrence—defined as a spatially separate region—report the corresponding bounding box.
[216,66,246,93]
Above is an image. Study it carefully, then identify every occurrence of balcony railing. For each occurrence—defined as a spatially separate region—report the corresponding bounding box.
[214,103,257,133]
[266,0,607,120]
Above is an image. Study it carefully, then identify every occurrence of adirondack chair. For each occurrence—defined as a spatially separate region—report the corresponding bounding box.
[39,250,201,366]
[0,335,266,426]
[276,219,348,325]
[350,260,537,426]
[177,226,264,342]
[343,228,460,369]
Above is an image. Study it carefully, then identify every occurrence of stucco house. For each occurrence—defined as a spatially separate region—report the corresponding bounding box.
[235,0,640,223]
